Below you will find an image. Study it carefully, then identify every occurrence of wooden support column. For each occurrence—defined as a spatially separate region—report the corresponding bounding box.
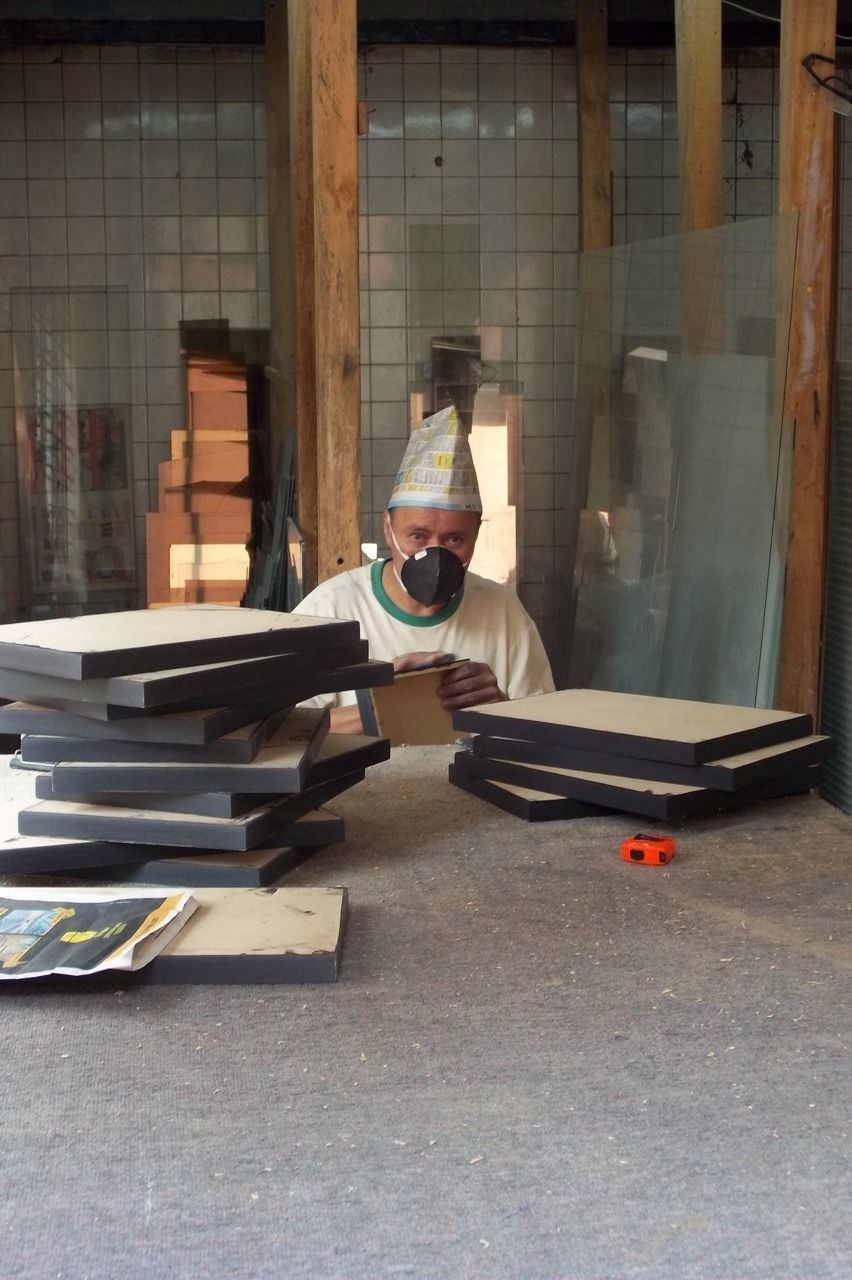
[289,0,361,588]
[777,0,838,719]
[286,0,318,591]
[576,0,612,252]
[265,0,299,550]
[674,0,723,232]
[674,0,723,356]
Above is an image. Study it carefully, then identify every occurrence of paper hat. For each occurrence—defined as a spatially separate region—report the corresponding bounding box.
[388,405,482,513]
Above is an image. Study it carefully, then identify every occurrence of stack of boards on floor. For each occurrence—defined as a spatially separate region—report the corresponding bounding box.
[450,689,834,823]
[0,606,392,982]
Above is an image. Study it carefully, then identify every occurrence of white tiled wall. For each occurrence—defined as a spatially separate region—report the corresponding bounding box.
[0,40,783,638]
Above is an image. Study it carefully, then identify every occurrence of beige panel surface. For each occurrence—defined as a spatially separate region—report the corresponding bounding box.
[463,689,806,743]
[157,886,345,958]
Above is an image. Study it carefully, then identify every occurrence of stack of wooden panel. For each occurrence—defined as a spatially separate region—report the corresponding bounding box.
[0,605,392,887]
[147,355,256,608]
[450,689,834,822]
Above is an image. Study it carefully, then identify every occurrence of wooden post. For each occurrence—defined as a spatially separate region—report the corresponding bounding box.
[286,0,318,592]
[576,0,612,252]
[777,0,838,719]
[265,0,300,565]
[289,0,361,588]
[674,0,723,232]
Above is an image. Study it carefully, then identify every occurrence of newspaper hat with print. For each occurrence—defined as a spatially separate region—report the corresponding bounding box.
[388,404,482,513]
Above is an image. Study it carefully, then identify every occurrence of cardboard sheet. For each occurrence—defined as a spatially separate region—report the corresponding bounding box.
[357,660,463,747]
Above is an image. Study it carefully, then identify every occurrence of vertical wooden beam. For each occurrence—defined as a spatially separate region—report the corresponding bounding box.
[265,0,299,549]
[292,0,361,585]
[777,0,838,719]
[675,0,723,232]
[576,0,612,252]
[287,0,318,592]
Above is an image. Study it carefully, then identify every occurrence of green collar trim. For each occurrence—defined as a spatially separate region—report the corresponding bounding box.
[371,559,464,627]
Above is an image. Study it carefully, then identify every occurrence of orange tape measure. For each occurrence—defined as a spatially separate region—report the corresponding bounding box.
[620,833,677,865]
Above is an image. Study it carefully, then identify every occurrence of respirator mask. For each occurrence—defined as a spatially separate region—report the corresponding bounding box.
[388,522,468,607]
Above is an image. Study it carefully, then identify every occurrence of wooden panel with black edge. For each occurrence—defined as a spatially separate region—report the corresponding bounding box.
[17,709,290,767]
[3,772,363,876]
[0,699,296,746]
[448,760,610,823]
[58,825,346,889]
[18,786,352,854]
[452,689,813,767]
[142,887,348,984]
[452,750,818,821]
[469,732,835,793]
[0,641,369,711]
[0,605,361,681]
[47,707,333,797]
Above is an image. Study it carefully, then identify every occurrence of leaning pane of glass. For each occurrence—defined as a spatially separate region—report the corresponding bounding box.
[559,212,797,706]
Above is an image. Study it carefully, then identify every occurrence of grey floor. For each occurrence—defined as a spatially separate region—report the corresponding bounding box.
[1,745,850,1280]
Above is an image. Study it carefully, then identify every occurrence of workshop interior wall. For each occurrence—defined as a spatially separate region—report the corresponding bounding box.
[0,41,789,641]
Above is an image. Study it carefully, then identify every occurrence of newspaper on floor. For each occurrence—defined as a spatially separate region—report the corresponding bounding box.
[0,887,198,980]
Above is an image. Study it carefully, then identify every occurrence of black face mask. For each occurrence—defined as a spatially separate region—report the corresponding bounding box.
[399,545,466,607]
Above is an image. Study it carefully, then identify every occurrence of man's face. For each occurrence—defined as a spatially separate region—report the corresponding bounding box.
[384,506,481,574]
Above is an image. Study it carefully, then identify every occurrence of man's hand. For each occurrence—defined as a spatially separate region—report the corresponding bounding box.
[438,660,505,711]
[392,651,454,673]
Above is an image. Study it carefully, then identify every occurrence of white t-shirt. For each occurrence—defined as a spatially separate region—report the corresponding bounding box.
[293,561,555,708]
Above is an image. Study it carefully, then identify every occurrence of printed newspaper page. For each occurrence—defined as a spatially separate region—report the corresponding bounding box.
[0,888,198,980]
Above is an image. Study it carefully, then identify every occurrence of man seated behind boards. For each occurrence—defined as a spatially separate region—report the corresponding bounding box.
[293,404,555,734]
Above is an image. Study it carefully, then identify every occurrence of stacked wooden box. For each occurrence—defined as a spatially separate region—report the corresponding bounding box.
[450,689,834,822]
[147,355,257,608]
[0,605,392,888]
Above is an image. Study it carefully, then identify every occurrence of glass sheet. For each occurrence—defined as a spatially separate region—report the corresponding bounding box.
[563,214,797,707]
[11,288,136,619]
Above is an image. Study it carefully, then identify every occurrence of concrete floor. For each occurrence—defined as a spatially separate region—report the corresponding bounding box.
[0,745,850,1280]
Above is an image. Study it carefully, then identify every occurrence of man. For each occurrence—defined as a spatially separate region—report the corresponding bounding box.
[293,405,555,733]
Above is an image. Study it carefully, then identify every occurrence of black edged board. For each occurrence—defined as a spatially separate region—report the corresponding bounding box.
[452,750,817,820]
[301,730,392,786]
[145,657,396,715]
[469,732,835,792]
[0,641,368,710]
[0,605,361,680]
[8,752,49,773]
[35,757,360,819]
[0,699,296,746]
[0,829,167,875]
[49,707,333,796]
[18,790,348,853]
[64,841,328,889]
[1,775,362,876]
[33,771,277,818]
[18,708,290,766]
[448,760,609,822]
[141,887,348,984]
[452,689,812,767]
